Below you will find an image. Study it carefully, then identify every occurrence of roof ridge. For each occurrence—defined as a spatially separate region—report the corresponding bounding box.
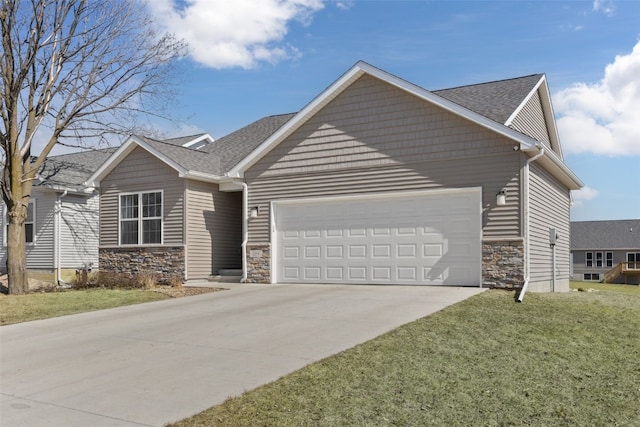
[433,73,543,92]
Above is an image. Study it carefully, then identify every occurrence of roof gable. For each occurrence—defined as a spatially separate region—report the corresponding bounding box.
[85,135,222,187]
[228,61,555,178]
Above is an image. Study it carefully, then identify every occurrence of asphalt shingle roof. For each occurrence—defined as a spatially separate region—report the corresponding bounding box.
[40,72,546,187]
[136,136,222,176]
[204,113,295,170]
[38,148,117,190]
[571,220,640,250]
[433,74,544,124]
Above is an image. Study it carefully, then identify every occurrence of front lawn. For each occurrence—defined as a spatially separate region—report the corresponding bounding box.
[0,289,169,325]
[168,290,640,426]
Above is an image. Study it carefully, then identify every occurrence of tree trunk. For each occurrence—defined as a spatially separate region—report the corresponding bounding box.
[7,212,29,295]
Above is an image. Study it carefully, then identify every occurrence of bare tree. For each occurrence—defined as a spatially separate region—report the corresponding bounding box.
[0,0,185,294]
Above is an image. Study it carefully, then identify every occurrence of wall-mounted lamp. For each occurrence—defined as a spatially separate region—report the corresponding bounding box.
[250,206,259,218]
[496,190,507,206]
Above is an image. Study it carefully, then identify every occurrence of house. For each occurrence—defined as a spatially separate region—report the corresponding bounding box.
[87,61,583,293]
[571,219,640,284]
[0,134,213,285]
[1,148,115,283]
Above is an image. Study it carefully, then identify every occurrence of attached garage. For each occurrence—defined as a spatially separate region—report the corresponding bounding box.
[272,188,482,286]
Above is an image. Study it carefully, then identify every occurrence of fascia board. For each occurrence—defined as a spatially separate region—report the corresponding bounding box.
[182,133,214,148]
[526,146,583,189]
[229,61,541,177]
[537,78,565,159]
[181,170,224,183]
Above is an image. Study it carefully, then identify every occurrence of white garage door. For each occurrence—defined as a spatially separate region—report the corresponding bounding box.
[273,188,482,286]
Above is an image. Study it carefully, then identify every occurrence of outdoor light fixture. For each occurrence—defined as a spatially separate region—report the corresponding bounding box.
[496,190,507,206]
[250,206,259,218]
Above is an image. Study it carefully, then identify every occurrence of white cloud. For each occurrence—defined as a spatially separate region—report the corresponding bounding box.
[571,186,599,208]
[553,40,640,156]
[592,0,615,17]
[148,0,325,69]
[336,1,354,11]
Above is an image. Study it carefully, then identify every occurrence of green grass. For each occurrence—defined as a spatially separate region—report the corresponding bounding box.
[0,289,169,325]
[570,279,640,295]
[168,290,640,427]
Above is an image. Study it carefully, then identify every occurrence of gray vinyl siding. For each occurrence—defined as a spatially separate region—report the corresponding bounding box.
[509,90,552,149]
[572,249,637,282]
[246,74,522,242]
[528,162,571,288]
[60,194,99,268]
[0,189,56,270]
[185,181,242,279]
[100,146,185,247]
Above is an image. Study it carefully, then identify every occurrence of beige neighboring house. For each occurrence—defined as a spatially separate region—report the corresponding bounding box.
[87,61,583,294]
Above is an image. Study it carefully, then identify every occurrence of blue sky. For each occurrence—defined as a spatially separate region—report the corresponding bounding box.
[144,0,639,222]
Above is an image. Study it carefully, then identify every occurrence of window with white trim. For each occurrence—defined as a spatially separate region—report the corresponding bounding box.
[628,253,640,270]
[583,273,599,281]
[605,252,613,268]
[585,252,593,267]
[4,201,36,245]
[119,191,162,245]
[595,251,603,268]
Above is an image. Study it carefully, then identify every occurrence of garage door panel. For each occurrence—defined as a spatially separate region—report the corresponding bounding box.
[275,189,481,286]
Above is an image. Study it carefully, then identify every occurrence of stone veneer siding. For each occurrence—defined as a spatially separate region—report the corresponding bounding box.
[244,243,271,283]
[482,239,525,289]
[99,246,185,283]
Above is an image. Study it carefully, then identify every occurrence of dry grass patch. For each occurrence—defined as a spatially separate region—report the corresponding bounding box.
[0,289,169,325]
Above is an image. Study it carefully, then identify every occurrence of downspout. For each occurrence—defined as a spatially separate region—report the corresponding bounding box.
[241,183,248,282]
[517,145,544,303]
[55,190,68,285]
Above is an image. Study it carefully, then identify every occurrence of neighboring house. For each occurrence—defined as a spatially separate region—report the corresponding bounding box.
[0,134,212,284]
[1,148,115,282]
[571,219,640,284]
[87,61,583,292]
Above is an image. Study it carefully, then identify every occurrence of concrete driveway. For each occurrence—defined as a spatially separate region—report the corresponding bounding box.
[1,283,484,427]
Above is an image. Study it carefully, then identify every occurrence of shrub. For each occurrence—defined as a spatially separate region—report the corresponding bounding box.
[135,271,158,290]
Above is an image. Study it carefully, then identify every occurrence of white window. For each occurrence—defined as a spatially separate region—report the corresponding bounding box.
[605,252,613,268]
[628,253,640,270]
[4,201,36,245]
[583,273,599,281]
[595,251,603,268]
[119,191,162,245]
[585,252,593,267]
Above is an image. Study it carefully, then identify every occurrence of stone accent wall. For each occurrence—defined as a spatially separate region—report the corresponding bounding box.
[244,243,271,283]
[99,246,185,283]
[482,239,525,289]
